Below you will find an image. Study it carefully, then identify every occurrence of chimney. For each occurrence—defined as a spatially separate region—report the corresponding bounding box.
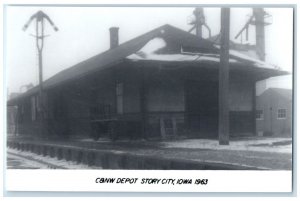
[109,27,119,49]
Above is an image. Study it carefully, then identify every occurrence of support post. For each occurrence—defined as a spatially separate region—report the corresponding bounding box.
[218,8,230,145]
[38,49,44,138]
[195,21,203,38]
[194,7,204,38]
[140,65,147,139]
[253,79,257,136]
[253,8,266,61]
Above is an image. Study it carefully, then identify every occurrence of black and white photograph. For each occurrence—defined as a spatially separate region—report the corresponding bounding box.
[3,3,294,194]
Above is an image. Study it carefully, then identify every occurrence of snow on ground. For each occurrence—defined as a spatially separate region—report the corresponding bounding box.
[161,138,292,154]
[7,148,101,169]
[7,151,49,169]
[79,138,111,142]
[78,136,292,154]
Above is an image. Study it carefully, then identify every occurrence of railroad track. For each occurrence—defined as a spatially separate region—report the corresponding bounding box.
[7,151,68,169]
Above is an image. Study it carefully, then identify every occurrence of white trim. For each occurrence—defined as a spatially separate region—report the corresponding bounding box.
[277,108,287,119]
[256,109,264,120]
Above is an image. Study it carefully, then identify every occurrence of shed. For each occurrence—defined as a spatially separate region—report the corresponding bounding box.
[256,88,292,137]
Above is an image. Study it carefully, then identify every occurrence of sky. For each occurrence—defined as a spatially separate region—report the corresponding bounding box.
[5,6,294,94]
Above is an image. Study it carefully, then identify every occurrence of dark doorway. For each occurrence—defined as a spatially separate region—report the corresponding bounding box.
[185,80,218,138]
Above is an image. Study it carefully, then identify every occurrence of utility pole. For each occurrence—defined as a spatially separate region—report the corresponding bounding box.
[23,10,58,138]
[218,8,230,145]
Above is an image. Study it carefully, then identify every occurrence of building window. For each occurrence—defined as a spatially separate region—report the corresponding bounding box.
[256,110,263,120]
[278,109,287,119]
[116,83,123,114]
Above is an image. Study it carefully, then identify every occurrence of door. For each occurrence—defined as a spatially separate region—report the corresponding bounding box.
[185,80,218,138]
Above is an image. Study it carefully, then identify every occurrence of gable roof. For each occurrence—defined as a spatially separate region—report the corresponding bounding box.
[270,88,292,101]
[8,24,218,103]
[8,24,288,104]
[258,88,292,101]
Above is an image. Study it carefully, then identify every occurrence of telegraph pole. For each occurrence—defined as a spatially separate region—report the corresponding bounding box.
[23,11,58,138]
[218,8,230,145]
